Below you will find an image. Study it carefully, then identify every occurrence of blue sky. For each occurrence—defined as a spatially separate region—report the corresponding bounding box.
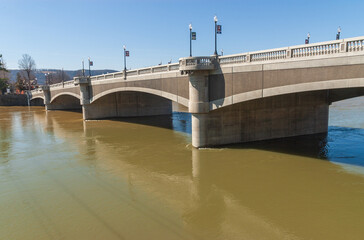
[1,0,363,71]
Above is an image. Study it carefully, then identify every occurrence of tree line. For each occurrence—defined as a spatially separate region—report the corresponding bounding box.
[0,54,70,94]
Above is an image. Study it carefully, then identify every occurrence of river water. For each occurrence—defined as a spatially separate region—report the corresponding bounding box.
[1,97,364,240]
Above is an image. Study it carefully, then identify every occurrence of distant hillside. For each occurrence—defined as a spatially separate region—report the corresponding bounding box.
[9,69,118,85]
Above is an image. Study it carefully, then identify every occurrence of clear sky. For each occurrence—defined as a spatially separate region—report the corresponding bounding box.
[1,0,363,71]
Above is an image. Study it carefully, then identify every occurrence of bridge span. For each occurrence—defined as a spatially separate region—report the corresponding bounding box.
[31,36,364,147]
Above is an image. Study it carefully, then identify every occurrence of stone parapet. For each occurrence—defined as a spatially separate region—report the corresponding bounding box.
[179,56,217,74]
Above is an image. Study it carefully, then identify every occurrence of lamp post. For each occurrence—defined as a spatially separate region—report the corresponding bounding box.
[336,26,341,40]
[45,73,48,86]
[305,33,310,44]
[123,45,127,72]
[88,57,93,76]
[189,24,192,57]
[82,60,85,77]
[214,16,218,55]
[123,45,129,80]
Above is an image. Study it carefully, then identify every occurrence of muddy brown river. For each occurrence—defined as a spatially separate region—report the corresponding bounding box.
[1,97,364,240]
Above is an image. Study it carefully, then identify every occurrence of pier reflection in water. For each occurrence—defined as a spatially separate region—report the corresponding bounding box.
[0,99,364,240]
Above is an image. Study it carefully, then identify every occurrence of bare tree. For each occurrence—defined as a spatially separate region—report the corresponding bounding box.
[18,54,36,91]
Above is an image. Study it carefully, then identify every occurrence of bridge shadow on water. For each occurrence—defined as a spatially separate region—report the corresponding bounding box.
[108,111,364,167]
[108,111,192,135]
[223,126,364,167]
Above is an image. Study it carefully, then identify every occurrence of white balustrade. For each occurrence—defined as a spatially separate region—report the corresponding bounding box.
[39,36,364,87]
[169,64,179,71]
[347,39,364,52]
[153,66,168,73]
[127,70,138,76]
[219,55,247,64]
[291,42,340,58]
[251,49,287,62]
[114,73,123,78]
[138,68,152,75]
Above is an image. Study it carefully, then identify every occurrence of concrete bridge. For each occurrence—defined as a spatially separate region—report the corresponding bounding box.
[31,36,364,147]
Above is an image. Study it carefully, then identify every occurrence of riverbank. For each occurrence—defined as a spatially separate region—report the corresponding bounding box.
[0,94,27,106]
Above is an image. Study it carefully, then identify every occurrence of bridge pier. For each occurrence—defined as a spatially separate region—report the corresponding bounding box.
[42,86,52,111]
[189,71,211,147]
[191,91,329,147]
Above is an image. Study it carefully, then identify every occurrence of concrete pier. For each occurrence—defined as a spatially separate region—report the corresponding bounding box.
[191,91,329,147]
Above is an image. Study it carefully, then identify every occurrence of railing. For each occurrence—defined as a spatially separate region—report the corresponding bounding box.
[291,41,340,58]
[219,36,364,65]
[49,80,74,89]
[347,39,364,52]
[169,63,179,71]
[138,68,152,75]
[68,62,180,86]
[251,49,287,62]
[219,54,247,64]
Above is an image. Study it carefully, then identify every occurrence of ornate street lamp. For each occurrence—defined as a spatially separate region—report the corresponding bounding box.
[214,16,222,56]
[305,33,310,44]
[336,26,341,40]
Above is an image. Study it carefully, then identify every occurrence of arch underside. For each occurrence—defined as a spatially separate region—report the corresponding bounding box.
[83,90,173,120]
[30,97,45,106]
[48,93,81,111]
[210,78,364,111]
[31,96,45,101]
[51,92,80,103]
[91,87,188,107]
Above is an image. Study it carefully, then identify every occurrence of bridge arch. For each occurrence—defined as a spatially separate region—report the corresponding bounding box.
[47,92,81,111]
[210,77,364,111]
[91,86,188,107]
[30,95,45,101]
[50,92,81,103]
[83,89,175,120]
[30,96,45,106]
